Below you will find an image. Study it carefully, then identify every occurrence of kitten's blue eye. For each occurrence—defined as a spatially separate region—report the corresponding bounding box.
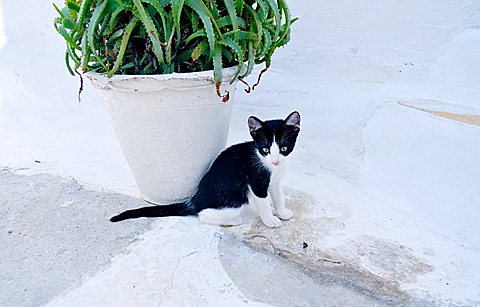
[281,147,288,152]
[262,148,270,153]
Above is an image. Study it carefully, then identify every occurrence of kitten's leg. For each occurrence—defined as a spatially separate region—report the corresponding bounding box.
[269,183,293,220]
[249,191,282,228]
[198,207,244,226]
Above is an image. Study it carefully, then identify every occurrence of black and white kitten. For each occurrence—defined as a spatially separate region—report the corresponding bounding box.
[110,111,301,228]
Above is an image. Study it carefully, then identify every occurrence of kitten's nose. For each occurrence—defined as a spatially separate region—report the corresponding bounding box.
[272,158,280,165]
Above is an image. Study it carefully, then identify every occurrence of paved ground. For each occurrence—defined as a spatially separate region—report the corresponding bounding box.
[1,168,447,306]
[0,169,427,306]
[224,188,441,306]
[219,233,377,306]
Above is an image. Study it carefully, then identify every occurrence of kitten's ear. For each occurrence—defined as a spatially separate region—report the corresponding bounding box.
[285,111,301,131]
[248,116,263,136]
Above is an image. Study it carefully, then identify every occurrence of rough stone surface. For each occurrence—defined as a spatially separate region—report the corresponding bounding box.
[219,232,377,306]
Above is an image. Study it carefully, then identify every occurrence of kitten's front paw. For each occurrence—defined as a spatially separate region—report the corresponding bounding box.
[261,216,282,228]
[276,208,294,220]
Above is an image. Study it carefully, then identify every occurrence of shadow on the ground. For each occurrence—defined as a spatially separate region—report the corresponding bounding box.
[0,170,155,306]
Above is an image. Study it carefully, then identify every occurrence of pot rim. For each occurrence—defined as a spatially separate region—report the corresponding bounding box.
[85,65,245,92]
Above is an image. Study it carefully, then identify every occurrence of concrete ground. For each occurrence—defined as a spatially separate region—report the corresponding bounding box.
[220,233,389,306]
[0,169,443,306]
[0,169,155,306]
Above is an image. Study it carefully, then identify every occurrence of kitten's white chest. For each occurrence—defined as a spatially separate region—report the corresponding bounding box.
[270,159,289,183]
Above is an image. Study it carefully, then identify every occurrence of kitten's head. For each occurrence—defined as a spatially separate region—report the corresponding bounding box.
[248,111,301,168]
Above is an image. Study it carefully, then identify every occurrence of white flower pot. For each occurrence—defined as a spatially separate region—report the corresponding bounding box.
[87,66,240,204]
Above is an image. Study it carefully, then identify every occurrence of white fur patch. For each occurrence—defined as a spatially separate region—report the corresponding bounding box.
[248,189,282,228]
[198,206,255,226]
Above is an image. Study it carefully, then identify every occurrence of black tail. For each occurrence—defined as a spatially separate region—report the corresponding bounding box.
[110,202,195,222]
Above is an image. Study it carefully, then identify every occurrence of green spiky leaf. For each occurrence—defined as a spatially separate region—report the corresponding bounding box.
[53,0,297,92]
